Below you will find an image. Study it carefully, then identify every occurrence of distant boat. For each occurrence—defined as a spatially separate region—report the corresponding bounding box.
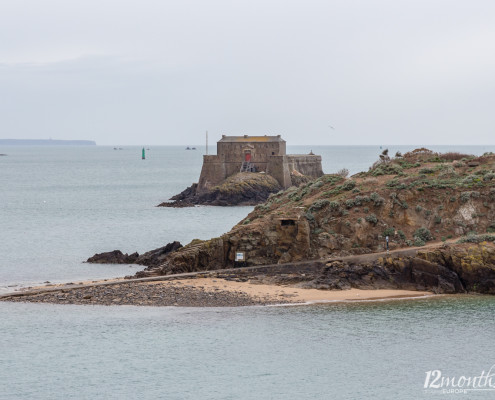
[186,147,191,150]
[191,147,196,150]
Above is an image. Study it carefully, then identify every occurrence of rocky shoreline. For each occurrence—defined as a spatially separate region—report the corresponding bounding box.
[158,172,282,207]
[2,280,289,307]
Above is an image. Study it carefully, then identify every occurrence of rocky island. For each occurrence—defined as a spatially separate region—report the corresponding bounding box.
[159,134,323,207]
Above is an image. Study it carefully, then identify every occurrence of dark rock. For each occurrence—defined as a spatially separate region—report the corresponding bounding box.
[158,173,282,207]
[86,242,182,268]
[86,250,139,264]
[134,241,183,268]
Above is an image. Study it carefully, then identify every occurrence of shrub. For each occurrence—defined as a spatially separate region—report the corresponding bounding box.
[345,199,355,209]
[439,165,457,178]
[462,175,482,185]
[487,223,495,233]
[460,192,471,203]
[397,230,406,240]
[363,207,369,213]
[310,181,324,190]
[309,199,330,212]
[342,180,356,191]
[414,238,426,247]
[383,227,395,236]
[370,192,385,206]
[305,212,315,222]
[329,201,340,210]
[419,167,435,174]
[434,216,442,224]
[371,163,403,177]
[483,172,495,181]
[357,218,363,223]
[320,174,344,185]
[243,219,251,225]
[414,227,433,242]
[365,214,378,225]
[337,168,349,178]
[457,234,495,244]
[415,205,423,212]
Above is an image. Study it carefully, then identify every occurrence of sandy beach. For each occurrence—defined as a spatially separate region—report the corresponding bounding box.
[149,278,433,303]
[1,277,433,307]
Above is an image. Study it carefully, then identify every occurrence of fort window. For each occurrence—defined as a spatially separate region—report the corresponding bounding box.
[280,219,296,226]
[272,152,275,155]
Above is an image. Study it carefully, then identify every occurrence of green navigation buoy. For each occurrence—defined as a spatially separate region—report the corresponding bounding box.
[142,147,146,160]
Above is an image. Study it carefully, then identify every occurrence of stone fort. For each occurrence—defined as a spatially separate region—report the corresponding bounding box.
[198,135,323,193]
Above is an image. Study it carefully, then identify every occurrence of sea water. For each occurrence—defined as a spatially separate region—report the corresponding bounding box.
[1,145,495,399]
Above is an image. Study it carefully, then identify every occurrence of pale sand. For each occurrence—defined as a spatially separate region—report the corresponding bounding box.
[146,278,434,304]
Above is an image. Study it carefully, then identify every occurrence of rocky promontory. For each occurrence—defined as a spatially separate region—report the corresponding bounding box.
[135,149,495,294]
[158,172,284,207]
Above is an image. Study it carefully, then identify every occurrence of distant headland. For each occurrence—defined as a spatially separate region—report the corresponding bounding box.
[0,139,96,146]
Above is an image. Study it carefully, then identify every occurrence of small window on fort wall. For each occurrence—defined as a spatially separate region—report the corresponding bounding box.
[272,152,275,155]
[280,219,296,226]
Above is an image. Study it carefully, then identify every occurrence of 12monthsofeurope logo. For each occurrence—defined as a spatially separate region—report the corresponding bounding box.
[423,365,495,395]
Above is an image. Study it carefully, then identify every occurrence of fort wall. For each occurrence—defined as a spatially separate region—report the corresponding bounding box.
[197,155,225,193]
[266,156,292,188]
[286,155,323,178]
[197,136,323,192]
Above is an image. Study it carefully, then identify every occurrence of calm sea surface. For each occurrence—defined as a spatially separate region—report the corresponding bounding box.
[1,145,495,399]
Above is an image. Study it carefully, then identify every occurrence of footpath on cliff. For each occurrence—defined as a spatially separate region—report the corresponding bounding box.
[0,244,441,306]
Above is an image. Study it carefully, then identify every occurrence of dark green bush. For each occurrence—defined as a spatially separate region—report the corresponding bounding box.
[414,227,433,242]
[342,180,356,191]
[365,214,378,224]
[309,199,330,212]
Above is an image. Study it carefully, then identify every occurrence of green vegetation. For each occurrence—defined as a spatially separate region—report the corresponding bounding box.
[365,214,378,225]
[371,163,403,176]
[308,199,330,212]
[383,227,395,236]
[414,227,433,242]
[457,234,495,243]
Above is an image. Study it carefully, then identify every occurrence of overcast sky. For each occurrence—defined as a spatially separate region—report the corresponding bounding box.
[1,0,494,145]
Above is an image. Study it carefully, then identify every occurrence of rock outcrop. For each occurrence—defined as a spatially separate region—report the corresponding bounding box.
[87,250,139,264]
[87,241,182,267]
[158,172,282,207]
